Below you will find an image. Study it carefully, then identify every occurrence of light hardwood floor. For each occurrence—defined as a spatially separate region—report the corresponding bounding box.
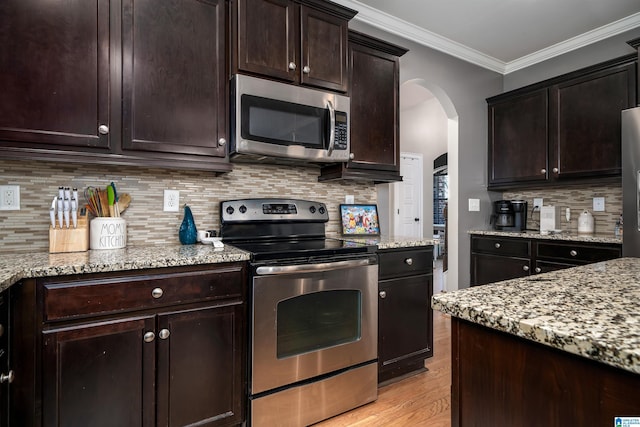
[315,310,452,427]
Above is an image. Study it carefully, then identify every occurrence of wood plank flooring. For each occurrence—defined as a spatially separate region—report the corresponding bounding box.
[314,311,452,427]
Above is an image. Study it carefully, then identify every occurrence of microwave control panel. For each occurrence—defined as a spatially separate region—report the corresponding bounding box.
[334,111,348,150]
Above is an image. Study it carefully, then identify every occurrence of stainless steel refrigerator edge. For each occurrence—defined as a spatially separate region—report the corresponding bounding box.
[622,107,640,256]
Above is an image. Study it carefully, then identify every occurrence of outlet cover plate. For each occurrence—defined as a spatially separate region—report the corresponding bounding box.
[533,198,543,209]
[0,185,20,211]
[163,190,180,212]
[593,197,605,212]
[468,198,480,212]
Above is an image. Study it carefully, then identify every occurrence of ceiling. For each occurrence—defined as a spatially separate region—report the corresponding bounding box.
[332,0,640,74]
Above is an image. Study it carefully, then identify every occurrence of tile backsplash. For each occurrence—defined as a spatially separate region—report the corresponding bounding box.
[0,160,376,252]
[503,183,622,235]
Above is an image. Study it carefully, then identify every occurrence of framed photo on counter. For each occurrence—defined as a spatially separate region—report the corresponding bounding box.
[340,204,380,236]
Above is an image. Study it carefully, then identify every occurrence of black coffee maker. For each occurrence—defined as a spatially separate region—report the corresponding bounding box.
[491,200,527,231]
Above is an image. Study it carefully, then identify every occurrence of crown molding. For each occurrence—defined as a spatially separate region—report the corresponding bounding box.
[334,0,640,75]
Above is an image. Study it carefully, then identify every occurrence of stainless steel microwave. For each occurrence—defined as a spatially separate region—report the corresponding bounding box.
[230,74,350,163]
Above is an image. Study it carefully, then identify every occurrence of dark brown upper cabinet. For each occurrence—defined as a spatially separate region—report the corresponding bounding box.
[628,37,640,102]
[232,0,356,93]
[319,31,408,183]
[0,0,231,173]
[487,54,636,190]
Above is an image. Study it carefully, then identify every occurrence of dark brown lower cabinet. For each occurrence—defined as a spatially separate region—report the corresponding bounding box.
[378,246,433,383]
[13,263,246,427]
[452,318,640,426]
[0,291,8,427]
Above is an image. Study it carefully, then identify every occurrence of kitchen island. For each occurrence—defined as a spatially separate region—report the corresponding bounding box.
[432,257,640,426]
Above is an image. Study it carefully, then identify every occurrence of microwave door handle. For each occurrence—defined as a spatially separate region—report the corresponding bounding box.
[327,100,336,156]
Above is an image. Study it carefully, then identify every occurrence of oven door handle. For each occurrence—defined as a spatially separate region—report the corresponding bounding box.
[255,258,373,275]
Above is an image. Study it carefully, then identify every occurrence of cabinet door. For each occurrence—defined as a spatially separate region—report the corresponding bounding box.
[549,63,635,179]
[0,0,111,151]
[121,0,227,157]
[42,316,156,427]
[488,89,549,187]
[157,304,244,427]
[378,274,433,380]
[471,254,530,286]
[349,42,400,173]
[300,5,348,92]
[236,0,297,83]
[0,293,7,427]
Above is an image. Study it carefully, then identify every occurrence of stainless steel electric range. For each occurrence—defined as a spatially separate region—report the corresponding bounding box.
[220,198,378,427]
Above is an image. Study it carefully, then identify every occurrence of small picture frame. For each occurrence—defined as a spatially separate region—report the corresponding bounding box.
[340,204,380,236]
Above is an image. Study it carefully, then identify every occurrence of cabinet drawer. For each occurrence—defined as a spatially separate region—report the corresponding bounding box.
[42,265,243,322]
[536,242,621,264]
[378,247,433,279]
[471,236,531,257]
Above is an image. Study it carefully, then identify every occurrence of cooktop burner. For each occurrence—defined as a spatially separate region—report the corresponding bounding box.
[228,237,374,262]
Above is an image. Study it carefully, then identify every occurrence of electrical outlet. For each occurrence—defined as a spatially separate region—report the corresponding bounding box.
[533,198,543,210]
[0,185,20,211]
[163,189,180,212]
[468,198,480,212]
[593,197,605,212]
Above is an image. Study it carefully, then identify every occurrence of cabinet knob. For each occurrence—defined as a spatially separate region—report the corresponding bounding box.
[218,137,226,146]
[158,329,170,340]
[0,370,14,384]
[541,168,547,174]
[494,243,501,249]
[535,267,541,273]
[349,153,355,160]
[552,167,559,173]
[379,291,387,299]
[98,124,109,135]
[143,331,155,343]
[570,250,578,257]
[151,287,164,299]
[404,258,413,266]
[288,62,296,70]
[523,265,529,272]
[302,65,310,74]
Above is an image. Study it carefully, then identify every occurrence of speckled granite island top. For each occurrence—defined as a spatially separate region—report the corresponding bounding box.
[432,257,640,374]
[0,244,251,293]
[469,229,622,245]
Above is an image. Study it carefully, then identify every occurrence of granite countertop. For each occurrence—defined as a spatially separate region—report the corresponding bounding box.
[0,244,251,293]
[432,257,640,374]
[469,229,622,245]
[339,235,438,249]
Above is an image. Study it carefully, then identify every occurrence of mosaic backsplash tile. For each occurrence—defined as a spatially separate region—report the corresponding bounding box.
[503,183,622,236]
[0,160,376,252]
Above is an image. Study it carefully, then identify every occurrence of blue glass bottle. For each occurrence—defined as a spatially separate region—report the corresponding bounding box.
[179,205,198,245]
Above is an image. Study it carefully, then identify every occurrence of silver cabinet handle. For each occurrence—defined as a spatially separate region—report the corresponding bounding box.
[535,267,541,273]
[523,265,529,271]
[98,125,109,135]
[541,168,547,174]
[288,62,296,70]
[0,370,14,384]
[151,288,163,299]
[218,137,226,146]
[379,291,387,299]
[570,250,578,257]
[404,258,413,266]
[158,329,170,340]
[494,243,501,249]
[302,65,310,74]
[143,332,155,343]
[552,167,559,173]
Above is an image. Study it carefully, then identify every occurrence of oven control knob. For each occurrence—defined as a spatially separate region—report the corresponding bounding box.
[319,206,326,214]
[226,206,234,215]
[239,205,247,214]
[309,206,316,214]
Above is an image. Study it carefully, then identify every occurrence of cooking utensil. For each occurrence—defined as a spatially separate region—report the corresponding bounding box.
[107,185,115,217]
[118,193,131,214]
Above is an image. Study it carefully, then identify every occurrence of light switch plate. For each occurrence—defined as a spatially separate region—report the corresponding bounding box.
[593,197,605,212]
[468,198,480,212]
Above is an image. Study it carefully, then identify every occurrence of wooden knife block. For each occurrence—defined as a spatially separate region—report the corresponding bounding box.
[49,213,89,253]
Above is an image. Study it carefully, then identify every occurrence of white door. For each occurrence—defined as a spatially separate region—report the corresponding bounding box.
[393,153,423,238]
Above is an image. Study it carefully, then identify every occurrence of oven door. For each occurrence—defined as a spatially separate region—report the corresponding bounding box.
[251,258,377,395]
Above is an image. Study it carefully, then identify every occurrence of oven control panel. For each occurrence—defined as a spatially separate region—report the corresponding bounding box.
[221,199,329,223]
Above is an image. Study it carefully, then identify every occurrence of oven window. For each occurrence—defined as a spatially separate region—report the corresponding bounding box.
[276,290,361,359]
[241,95,326,148]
